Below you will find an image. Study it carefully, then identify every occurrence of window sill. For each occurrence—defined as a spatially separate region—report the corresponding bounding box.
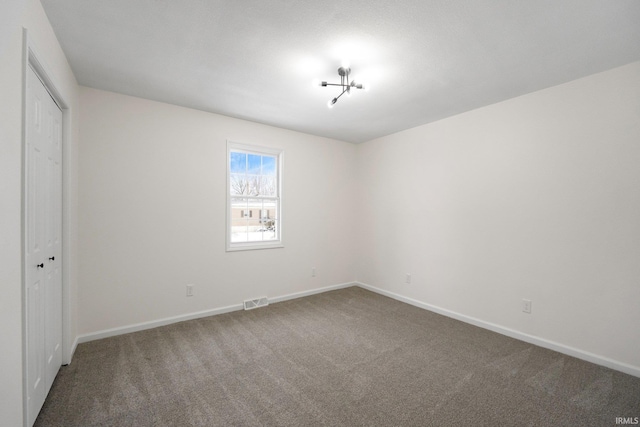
[226,242,284,252]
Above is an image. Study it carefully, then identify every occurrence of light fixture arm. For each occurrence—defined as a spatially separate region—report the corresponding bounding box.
[330,86,349,106]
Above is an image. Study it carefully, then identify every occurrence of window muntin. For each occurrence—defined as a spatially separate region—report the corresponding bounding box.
[227,142,282,251]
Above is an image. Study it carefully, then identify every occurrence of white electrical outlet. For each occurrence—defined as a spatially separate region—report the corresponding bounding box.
[405,273,412,284]
[312,267,316,277]
[186,284,194,297]
[522,299,532,314]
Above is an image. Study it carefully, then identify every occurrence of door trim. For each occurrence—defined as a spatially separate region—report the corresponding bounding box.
[22,28,73,427]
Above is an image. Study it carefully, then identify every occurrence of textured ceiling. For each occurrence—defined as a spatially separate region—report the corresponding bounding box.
[41,0,640,143]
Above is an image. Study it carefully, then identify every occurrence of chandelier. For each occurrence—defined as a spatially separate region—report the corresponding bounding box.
[319,66,366,108]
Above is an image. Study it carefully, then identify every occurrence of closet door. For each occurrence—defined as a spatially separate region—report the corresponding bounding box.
[43,73,63,395]
[25,64,63,426]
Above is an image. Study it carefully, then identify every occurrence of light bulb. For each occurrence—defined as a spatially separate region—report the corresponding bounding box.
[328,98,337,108]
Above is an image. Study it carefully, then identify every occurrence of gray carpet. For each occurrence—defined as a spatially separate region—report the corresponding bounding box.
[36,287,640,426]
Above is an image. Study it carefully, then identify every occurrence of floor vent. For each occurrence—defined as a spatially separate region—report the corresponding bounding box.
[243,297,269,310]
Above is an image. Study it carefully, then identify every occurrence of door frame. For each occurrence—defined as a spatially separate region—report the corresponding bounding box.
[21,29,73,426]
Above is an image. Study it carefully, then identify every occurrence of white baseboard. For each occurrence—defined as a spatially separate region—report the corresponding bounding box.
[355,281,640,378]
[76,281,356,345]
[268,281,354,304]
[76,303,244,344]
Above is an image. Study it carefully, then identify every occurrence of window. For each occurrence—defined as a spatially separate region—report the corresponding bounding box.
[227,141,283,251]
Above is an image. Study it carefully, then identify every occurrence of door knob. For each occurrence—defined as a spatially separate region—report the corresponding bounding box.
[49,256,55,261]
[37,263,44,268]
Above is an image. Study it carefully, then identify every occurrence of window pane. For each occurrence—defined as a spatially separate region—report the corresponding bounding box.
[260,175,277,197]
[259,200,278,241]
[262,156,276,175]
[230,152,246,173]
[262,199,277,220]
[248,219,266,241]
[247,154,261,174]
[230,197,248,243]
[231,219,249,243]
[231,197,249,218]
[248,174,260,196]
[230,173,247,195]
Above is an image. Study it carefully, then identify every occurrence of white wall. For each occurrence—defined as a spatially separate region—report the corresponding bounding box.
[77,87,357,335]
[0,0,79,425]
[356,61,640,372]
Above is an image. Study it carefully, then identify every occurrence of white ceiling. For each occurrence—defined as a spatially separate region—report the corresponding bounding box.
[41,0,640,143]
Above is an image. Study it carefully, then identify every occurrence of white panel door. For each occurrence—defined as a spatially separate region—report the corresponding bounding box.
[44,76,63,395]
[25,65,63,427]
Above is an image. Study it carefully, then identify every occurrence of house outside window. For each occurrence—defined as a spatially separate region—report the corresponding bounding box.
[226,141,283,251]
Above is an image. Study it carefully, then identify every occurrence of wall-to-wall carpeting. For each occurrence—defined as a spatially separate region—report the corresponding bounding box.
[36,287,640,426]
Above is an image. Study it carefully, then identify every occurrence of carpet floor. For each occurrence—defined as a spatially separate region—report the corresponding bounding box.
[35,287,640,426]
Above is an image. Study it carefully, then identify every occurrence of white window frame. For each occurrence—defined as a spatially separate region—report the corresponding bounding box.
[226,140,283,251]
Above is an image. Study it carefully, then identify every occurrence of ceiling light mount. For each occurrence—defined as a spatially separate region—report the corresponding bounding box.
[319,66,365,108]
